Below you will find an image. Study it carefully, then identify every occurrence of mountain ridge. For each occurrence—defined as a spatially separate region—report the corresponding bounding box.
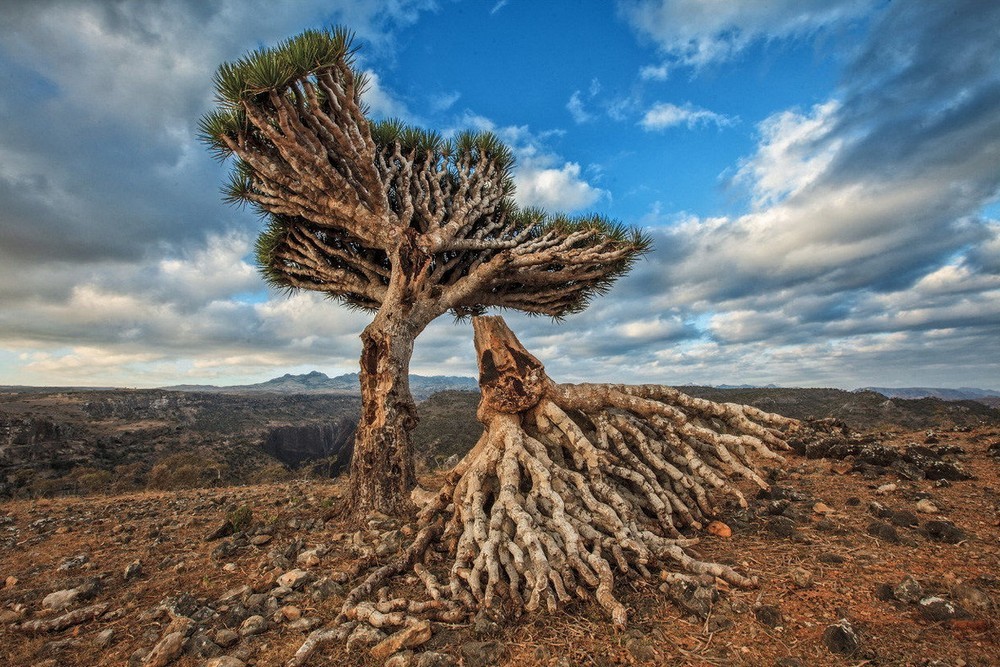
[160,370,478,399]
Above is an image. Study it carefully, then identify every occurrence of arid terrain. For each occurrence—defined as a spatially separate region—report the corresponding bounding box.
[1,388,999,666]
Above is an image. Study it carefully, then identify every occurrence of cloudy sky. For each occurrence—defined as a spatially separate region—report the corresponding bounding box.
[1,0,998,390]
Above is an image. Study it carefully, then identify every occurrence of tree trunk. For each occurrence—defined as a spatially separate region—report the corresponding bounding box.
[347,308,420,519]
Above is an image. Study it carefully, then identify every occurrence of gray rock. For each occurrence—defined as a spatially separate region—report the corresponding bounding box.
[952,583,992,612]
[216,585,251,604]
[276,569,311,589]
[142,631,186,667]
[57,553,90,571]
[660,581,717,619]
[625,637,656,662]
[238,614,267,637]
[822,619,860,656]
[214,628,239,648]
[42,588,80,611]
[129,648,150,667]
[124,559,143,581]
[866,521,901,543]
[309,577,343,602]
[205,657,246,667]
[918,596,968,621]
[95,628,115,648]
[286,616,323,632]
[766,516,798,538]
[922,521,967,544]
[187,633,222,658]
[384,650,415,667]
[415,652,458,667]
[790,567,814,589]
[893,576,923,603]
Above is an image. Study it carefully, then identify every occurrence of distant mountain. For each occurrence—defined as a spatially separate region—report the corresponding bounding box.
[162,371,478,399]
[857,386,1000,401]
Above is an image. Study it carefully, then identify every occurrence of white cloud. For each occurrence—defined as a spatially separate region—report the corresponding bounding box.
[619,0,870,72]
[448,112,606,212]
[733,101,841,207]
[514,162,605,211]
[639,64,669,80]
[566,91,591,124]
[361,69,411,119]
[428,91,461,113]
[639,102,736,131]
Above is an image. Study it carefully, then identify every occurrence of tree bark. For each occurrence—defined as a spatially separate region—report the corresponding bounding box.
[347,307,420,518]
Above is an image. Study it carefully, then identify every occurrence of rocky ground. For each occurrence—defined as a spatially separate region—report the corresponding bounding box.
[1,426,998,666]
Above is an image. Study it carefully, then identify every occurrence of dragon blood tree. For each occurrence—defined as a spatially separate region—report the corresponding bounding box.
[199,27,649,517]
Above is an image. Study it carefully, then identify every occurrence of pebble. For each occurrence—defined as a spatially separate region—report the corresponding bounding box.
[286,616,322,632]
[5,575,18,588]
[96,628,115,648]
[915,499,939,514]
[790,567,814,589]
[866,521,901,543]
[296,548,323,567]
[918,596,968,621]
[250,534,272,546]
[280,605,301,621]
[893,576,923,603]
[822,619,861,655]
[214,629,239,648]
[766,516,798,538]
[385,651,415,667]
[239,614,267,637]
[42,588,81,611]
[276,569,311,589]
[754,605,784,628]
[124,559,143,581]
[812,502,834,515]
[922,520,967,544]
[876,483,897,495]
[706,520,732,537]
[142,631,186,667]
[416,652,458,667]
[205,657,246,667]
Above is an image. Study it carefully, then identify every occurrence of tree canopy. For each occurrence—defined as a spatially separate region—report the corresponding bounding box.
[199,26,650,321]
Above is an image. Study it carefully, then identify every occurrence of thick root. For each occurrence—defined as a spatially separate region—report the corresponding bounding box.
[288,316,804,663]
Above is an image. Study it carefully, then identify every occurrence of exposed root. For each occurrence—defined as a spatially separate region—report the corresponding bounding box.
[288,316,805,665]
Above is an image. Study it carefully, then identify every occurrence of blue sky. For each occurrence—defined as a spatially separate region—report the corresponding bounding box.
[0,0,998,390]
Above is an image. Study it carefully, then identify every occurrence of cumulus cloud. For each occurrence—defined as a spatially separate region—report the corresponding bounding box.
[639,102,736,131]
[514,162,604,211]
[610,1,1000,388]
[2,1,999,390]
[448,112,607,212]
[618,0,869,73]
